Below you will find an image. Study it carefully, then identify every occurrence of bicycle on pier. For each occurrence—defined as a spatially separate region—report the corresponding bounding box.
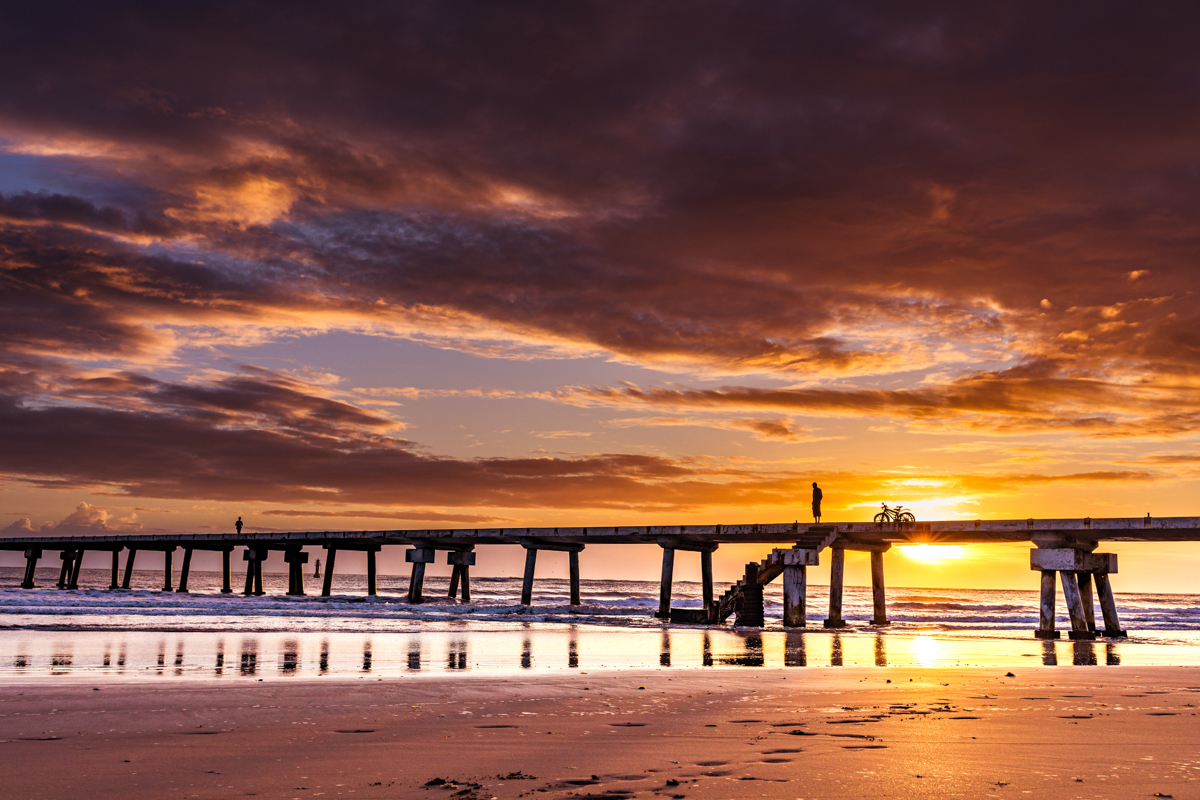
[874,503,916,525]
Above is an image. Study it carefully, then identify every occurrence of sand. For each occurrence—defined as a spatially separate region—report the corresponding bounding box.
[2,667,1199,799]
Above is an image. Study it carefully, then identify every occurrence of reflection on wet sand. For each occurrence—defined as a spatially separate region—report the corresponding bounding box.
[281,639,299,673]
[719,632,764,667]
[240,640,257,675]
[784,631,806,667]
[447,640,467,670]
[0,628,1152,678]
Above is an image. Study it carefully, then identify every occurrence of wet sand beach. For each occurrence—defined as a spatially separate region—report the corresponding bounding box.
[3,666,1199,799]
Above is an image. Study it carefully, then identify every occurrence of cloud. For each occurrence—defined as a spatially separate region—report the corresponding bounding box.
[6,502,144,534]
[2,4,1200,525]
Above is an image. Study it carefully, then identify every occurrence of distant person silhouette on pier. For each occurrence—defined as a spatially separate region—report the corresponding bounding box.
[235,516,243,534]
[812,482,823,523]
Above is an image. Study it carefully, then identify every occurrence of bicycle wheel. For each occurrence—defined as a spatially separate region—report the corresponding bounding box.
[873,512,888,524]
[899,512,916,523]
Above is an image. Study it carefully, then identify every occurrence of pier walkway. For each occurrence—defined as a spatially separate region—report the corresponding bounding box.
[3,515,1197,639]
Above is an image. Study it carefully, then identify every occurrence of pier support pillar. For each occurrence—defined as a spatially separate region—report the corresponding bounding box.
[161,547,175,592]
[447,550,475,602]
[869,550,889,626]
[521,547,538,606]
[1078,571,1097,632]
[656,546,675,619]
[109,549,120,590]
[1060,570,1095,640]
[56,550,72,589]
[1093,573,1127,637]
[1031,548,1119,639]
[406,547,435,603]
[122,549,137,590]
[284,548,309,596]
[220,549,232,594]
[321,547,337,596]
[242,548,266,596]
[569,551,581,606]
[177,548,193,593]
[366,549,377,596]
[1036,570,1060,638]
[448,565,461,597]
[824,547,846,628]
[64,549,84,590]
[22,548,41,589]
[734,562,764,627]
[701,550,714,619]
[783,564,807,627]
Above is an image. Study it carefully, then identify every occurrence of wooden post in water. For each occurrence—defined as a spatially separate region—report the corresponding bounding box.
[220,548,232,593]
[1059,571,1095,640]
[56,550,72,589]
[783,564,806,627]
[869,550,888,626]
[253,550,265,596]
[1036,570,1059,638]
[321,547,337,596]
[1077,571,1097,631]
[162,547,175,592]
[366,549,377,596]
[122,549,137,590]
[284,548,308,596]
[824,547,846,628]
[67,549,85,589]
[109,549,120,590]
[447,550,475,602]
[177,548,193,593]
[569,550,581,606]
[448,565,461,597]
[656,546,675,619]
[701,550,714,619]
[521,547,538,606]
[22,548,41,589]
[406,547,434,603]
[1093,572,1127,637]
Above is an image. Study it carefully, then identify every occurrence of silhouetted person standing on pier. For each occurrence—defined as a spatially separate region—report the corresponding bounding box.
[235,516,243,534]
[812,482,823,523]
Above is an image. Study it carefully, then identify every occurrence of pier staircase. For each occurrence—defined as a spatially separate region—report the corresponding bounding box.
[715,526,840,626]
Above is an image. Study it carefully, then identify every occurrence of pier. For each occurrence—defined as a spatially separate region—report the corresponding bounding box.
[4,515,1199,638]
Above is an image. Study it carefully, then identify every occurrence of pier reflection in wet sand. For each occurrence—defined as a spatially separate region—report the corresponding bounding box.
[0,627,1157,679]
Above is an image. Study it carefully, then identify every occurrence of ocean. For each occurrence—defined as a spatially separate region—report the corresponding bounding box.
[2,567,1199,678]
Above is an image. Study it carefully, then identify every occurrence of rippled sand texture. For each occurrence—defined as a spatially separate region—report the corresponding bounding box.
[2,667,1199,799]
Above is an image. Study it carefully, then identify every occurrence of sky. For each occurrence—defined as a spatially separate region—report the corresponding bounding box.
[2,3,1200,591]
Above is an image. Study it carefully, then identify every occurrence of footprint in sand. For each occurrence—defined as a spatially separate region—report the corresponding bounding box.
[761,758,792,763]
[696,761,728,766]
[763,749,803,754]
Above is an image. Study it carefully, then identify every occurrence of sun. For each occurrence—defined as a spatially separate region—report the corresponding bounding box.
[898,544,971,563]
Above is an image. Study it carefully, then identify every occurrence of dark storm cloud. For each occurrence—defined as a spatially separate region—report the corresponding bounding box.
[3,2,1200,512]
